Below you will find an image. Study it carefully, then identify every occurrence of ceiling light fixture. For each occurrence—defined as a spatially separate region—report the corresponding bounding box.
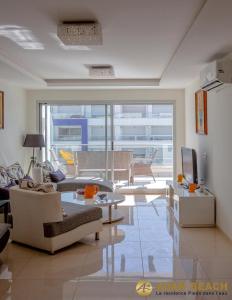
[51,33,91,51]
[0,25,44,50]
[87,65,115,78]
[57,21,102,46]
[45,78,160,87]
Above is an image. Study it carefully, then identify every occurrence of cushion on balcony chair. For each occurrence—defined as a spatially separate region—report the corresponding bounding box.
[43,202,102,237]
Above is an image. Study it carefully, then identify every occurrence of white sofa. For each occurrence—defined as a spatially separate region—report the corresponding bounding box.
[9,187,103,254]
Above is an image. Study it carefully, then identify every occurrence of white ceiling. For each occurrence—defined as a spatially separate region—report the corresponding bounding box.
[0,0,232,88]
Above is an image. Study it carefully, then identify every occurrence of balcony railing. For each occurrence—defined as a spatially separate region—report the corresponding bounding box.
[117,112,172,119]
[48,143,173,165]
[54,136,81,141]
[117,135,172,141]
[53,134,173,142]
[49,143,173,178]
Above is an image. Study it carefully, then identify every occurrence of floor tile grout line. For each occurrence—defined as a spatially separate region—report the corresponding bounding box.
[137,202,150,279]
[10,255,35,280]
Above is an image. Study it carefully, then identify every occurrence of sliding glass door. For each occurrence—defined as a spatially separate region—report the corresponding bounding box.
[40,104,111,178]
[40,103,174,185]
[112,104,173,187]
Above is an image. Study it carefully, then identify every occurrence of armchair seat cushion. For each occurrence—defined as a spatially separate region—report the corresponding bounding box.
[43,202,102,238]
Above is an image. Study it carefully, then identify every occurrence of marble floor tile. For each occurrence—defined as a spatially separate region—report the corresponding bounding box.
[1,195,232,299]
[16,253,87,280]
[80,256,143,280]
[0,257,30,280]
[143,257,208,280]
[199,258,232,279]
[74,281,144,300]
[139,229,173,242]
[0,279,77,300]
[141,241,174,258]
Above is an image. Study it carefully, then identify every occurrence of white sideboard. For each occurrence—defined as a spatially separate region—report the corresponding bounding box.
[167,182,215,227]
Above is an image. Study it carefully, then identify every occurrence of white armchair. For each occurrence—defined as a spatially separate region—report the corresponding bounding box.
[9,187,102,253]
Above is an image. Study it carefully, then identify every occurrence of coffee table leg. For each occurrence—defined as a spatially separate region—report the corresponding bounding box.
[108,205,112,223]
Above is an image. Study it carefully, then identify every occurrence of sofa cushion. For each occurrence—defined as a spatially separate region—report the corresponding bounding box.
[6,162,25,182]
[0,167,12,188]
[36,160,55,182]
[57,178,113,192]
[43,202,102,238]
[19,180,56,193]
[50,169,66,183]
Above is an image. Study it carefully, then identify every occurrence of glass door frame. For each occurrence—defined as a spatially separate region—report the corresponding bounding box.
[39,102,112,180]
[38,100,176,180]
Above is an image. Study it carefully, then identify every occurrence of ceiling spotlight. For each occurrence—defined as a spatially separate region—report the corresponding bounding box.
[51,33,91,51]
[87,65,115,78]
[57,21,102,46]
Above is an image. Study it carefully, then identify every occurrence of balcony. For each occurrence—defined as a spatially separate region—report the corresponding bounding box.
[50,143,173,192]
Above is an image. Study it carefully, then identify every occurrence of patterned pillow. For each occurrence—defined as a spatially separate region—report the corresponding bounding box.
[0,166,12,188]
[35,160,55,183]
[6,162,25,181]
[19,180,55,193]
[50,169,66,183]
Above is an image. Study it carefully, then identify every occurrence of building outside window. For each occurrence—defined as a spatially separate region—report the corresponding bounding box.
[54,127,82,141]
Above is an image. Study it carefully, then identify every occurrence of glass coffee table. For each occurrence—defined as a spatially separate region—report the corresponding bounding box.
[61,192,125,224]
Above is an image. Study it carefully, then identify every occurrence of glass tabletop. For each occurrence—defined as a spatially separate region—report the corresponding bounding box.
[61,192,125,207]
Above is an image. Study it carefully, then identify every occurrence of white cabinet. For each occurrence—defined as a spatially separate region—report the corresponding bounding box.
[168,182,215,227]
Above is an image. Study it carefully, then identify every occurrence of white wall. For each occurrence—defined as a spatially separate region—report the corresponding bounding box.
[0,81,27,167]
[185,80,232,239]
[26,88,185,175]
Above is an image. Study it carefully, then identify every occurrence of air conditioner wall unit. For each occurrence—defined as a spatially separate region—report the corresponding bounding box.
[200,59,232,91]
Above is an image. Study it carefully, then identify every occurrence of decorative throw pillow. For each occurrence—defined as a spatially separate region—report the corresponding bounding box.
[35,160,55,183]
[19,180,55,193]
[0,167,12,188]
[6,162,25,182]
[50,169,66,183]
[35,183,55,193]
[19,179,34,190]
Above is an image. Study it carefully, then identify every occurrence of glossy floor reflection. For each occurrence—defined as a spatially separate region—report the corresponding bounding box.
[1,195,232,299]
